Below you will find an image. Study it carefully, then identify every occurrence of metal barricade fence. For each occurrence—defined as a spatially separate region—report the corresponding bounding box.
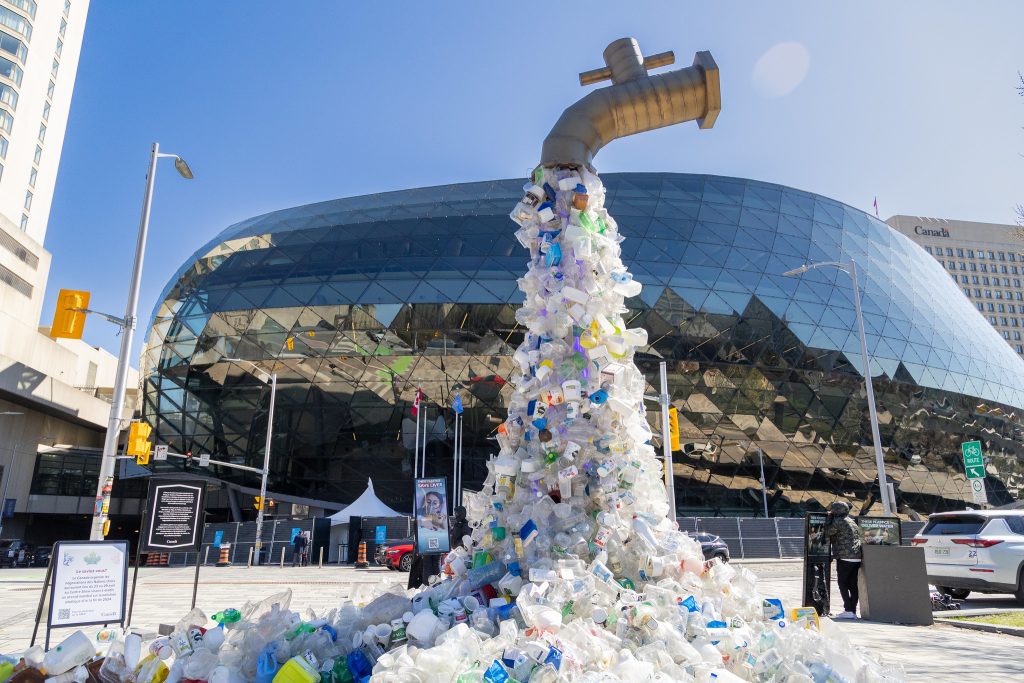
[676,516,927,560]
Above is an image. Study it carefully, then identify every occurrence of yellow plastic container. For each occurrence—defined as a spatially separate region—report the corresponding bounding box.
[272,656,320,683]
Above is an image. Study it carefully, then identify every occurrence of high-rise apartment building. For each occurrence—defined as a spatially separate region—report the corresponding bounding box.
[0,1,138,543]
[888,215,1024,357]
[0,0,87,325]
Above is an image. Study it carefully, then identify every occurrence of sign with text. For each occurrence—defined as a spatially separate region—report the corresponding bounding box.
[970,478,988,506]
[414,477,451,555]
[857,516,901,546]
[49,541,128,629]
[154,445,168,461]
[142,479,206,551]
[961,441,985,480]
[375,526,387,545]
[198,453,211,467]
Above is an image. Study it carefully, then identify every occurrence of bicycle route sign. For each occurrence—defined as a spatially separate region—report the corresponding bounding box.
[960,441,985,480]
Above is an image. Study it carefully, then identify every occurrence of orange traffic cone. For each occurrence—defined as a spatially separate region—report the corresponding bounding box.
[355,541,369,568]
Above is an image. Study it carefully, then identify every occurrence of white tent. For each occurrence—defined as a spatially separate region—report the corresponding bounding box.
[328,478,405,525]
[327,479,407,562]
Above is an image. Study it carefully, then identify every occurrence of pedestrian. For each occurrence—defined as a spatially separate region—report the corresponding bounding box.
[449,506,471,550]
[826,501,863,619]
[292,531,308,567]
[301,531,311,566]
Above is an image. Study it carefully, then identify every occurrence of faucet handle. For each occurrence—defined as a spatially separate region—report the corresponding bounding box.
[578,47,676,86]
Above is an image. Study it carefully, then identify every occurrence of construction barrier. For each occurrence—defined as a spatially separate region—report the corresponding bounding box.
[355,541,369,568]
[216,543,231,567]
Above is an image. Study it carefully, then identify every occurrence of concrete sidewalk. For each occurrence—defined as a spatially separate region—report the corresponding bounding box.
[1,563,1021,680]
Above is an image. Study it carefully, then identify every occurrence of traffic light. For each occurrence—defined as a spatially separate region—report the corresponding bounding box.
[254,496,263,511]
[126,422,152,464]
[50,289,90,339]
[668,407,680,451]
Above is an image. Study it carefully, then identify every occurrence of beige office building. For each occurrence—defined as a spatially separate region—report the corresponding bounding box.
[888,215,1024,357]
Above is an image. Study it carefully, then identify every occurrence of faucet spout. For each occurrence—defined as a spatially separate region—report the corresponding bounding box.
[540,37,721,170]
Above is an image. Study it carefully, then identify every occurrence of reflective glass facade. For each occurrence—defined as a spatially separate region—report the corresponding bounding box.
[142,174,1024,516]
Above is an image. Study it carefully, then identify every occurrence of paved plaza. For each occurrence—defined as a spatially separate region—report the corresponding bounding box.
[1,560,1021,681]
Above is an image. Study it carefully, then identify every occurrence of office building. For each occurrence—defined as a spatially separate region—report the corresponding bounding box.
[888,215,1024,358]
[135,174,1024,519]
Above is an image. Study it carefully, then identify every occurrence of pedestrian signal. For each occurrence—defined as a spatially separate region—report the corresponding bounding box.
[254,496,263,510]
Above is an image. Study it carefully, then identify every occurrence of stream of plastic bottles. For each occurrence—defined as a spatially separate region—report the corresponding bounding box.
[1,168,906,683]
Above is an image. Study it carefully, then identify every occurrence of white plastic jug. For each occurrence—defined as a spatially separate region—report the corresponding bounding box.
[43,631,95,676]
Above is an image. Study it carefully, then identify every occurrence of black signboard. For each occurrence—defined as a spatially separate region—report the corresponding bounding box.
[802,512,831,616]
[142,479,206,552]
[857,516,901,546]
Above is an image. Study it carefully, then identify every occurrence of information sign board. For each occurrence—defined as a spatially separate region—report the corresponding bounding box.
[154,445,168,461]
[142,479,206,551]
[49,541,128,629]
[198,453,211,467]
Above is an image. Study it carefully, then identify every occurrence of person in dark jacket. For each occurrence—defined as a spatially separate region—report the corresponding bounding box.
[291,531,308,567]
[826,501,863,619]
[449,506,471,550]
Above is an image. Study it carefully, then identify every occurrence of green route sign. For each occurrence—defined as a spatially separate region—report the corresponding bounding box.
[961,440,985,480]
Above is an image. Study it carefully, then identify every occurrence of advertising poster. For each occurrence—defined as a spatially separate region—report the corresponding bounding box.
[414,477,451,555]
[49,541,128,628]
[858,516,902,546]
[805,512,831,557]
[143,479,206,552]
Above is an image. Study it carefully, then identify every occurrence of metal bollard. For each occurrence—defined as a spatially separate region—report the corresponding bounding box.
[247,547,254,568]
[279,546,285,568]
[318,546,324,568]
[203,546,210,565]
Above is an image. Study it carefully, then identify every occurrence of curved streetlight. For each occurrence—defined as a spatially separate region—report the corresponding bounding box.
[222,358,277,565]
[90,144,193,541]
[783,260,895,515]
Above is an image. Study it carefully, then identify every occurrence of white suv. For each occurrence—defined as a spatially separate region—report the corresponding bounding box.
[912,510,1024,603]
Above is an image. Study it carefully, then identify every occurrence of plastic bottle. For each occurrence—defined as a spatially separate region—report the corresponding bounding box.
[466,561,506,589]
[43,631,95,676]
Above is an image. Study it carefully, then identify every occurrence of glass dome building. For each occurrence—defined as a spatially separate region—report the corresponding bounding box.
[141,173,1024,516]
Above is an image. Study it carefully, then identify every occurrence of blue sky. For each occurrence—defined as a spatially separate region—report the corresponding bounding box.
[42,1,1024,361]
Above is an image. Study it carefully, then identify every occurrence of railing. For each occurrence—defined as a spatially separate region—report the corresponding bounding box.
[677,517,927,559]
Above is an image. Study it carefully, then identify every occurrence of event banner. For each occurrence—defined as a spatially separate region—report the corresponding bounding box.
[414,477,451,555]
[142,479,206,552]
[858,516,902,546]
[49,541,128,629]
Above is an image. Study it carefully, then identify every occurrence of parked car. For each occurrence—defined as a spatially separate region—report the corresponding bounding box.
[694,533,730,562]
[32,544,53,568]
[380,539,414,571]
[912,509,1024,603]
[0,539,33,567]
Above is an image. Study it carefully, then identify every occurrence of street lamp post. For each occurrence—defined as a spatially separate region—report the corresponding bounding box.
[89,144,193,541]
[223,359,277,564]
[783,260,895,515]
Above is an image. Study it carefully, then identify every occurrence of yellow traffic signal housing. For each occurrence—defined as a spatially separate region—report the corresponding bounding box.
[50,289,90,339]
[668,407,680,451]
[254,496,263,510]
[127,422,152,464]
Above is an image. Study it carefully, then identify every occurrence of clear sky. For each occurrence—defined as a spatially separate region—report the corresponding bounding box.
[42,1,1024,362]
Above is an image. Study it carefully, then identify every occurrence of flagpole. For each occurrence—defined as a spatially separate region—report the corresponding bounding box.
[457,412,463,506]
[413,388,421,478]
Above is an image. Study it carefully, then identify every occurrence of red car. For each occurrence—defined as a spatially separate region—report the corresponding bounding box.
[380,540,414,571]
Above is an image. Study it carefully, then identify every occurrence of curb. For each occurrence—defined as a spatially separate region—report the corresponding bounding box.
[935,617,1024,638]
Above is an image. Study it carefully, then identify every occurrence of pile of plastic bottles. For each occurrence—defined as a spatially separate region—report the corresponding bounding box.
[0,168,905,682]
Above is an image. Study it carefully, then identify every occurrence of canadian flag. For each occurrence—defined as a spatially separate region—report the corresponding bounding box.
[412,388,422,417]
